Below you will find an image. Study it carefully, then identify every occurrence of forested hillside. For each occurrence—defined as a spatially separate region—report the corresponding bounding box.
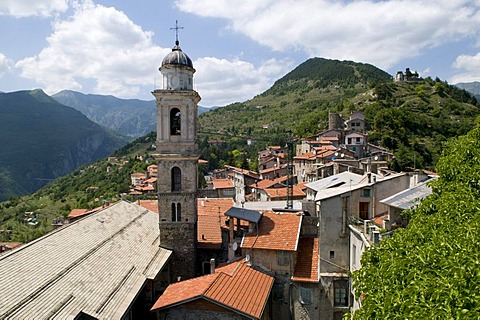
[200,58,478,170]
[0,90,127,201]
[350,123,480,319]
[0,133,156,242]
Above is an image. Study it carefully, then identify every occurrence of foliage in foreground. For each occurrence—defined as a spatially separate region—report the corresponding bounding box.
[350,123,480,319]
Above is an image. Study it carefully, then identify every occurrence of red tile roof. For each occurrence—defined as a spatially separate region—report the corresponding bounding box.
[197,198,234,216]
[253,175,288,189]
[197,198,234,249]
[294,152,316,161]
[259,163,287,174]
[241,211,302,251]
[151,260,274,319]
[212,178,234,189]
[136,200,159,213]
[67,209,88,219]
[263,185,306,200]
[67,204,111,220]
[292,237,319,283]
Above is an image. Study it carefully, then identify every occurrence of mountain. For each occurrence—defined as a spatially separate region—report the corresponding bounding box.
[0,89,127,201]
[1,58,479,241]
[52,90,212,139]
[199,58,479,169]
[454,81,480,100]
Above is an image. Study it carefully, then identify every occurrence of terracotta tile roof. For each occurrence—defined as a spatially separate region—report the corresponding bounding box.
[145,177,157,184]
[371,212,389,228]
[253,175,288,189]
[67,204,111,220]
[292,237,319,283]
[225,165,261,179]
[151,260,274,319]
[263,185,306,200]
[197,198,234,216]
[294,152,316,161]
[197,198,249,231]
[136,200,159,213]
[67,209,88,219]
[131,172,146,177]
[212,178,234,189]
[259,164,287,174]
[241,211,302,251]
[197,215,223,249]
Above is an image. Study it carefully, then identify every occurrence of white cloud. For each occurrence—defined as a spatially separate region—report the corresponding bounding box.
[15,2,169,98]
[194,57,293,106]
[450,52,480,83]
[0,53,12,78]
[176,0,480,69]
[0,0,68,17]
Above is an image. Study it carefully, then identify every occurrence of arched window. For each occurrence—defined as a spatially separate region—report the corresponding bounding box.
[171,167,181,192]
[171,203,181,222]
[170,108,181,135]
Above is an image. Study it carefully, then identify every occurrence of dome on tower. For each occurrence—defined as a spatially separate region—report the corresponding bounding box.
[161,41,193,68]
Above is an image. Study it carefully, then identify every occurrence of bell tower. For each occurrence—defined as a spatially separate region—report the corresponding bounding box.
[153,25,200,281]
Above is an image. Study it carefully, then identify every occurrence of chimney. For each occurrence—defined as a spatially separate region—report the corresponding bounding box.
[177,276,181,282]
[210,258,215,274]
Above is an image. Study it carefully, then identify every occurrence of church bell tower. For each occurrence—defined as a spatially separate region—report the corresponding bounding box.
[153,25,200,281]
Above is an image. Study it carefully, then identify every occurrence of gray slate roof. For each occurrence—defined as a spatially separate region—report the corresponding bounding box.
[225,207,262,223]
[380,180,433,209]
[0,201,171,319]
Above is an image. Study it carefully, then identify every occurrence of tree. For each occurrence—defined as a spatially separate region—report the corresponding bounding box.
[349,124,480,319]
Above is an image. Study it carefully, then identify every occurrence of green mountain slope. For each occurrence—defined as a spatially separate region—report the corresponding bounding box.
[53,90,212,138]
[0,89,127,201]
[199,58,479,169]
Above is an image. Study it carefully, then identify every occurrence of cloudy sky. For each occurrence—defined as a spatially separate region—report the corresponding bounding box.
[1,0,480,106]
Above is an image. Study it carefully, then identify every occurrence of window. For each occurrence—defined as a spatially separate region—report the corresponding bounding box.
[352,244,357,267]
[171,203,181,222]
[355,137,361,143]
[170,108,181,135]
[299,287,312,305]
[273,283,284,301]
[359,202,369,220]
[171,167,181,191]
[334,280,349,307]
[330,250,335,259]
[276,251,290,266]
[347,138,352,144]
[362,189,371,197]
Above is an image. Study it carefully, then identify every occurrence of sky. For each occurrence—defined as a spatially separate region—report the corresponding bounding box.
[1,0,480,107]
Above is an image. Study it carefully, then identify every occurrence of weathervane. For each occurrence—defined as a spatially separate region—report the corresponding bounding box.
[170,20,183,45]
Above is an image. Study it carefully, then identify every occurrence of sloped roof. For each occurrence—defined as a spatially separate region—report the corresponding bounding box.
[306,171,363,192]
[242,211,302,251]
[253,175,288,189]
[380,179,433,209]
[151,260,274,319]
[212,178,234,189]
[0,201,171,319]
[226,207,262,223]
[292,237,319,283]
[263,185,306,200]
[294,151,316,161]
[136,199,159,213]
[197,198,234,249]
[136,198,234,250]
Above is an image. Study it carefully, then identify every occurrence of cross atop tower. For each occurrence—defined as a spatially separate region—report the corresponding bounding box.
[170,20,183,45]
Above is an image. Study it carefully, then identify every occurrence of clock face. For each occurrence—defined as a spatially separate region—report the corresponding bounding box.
[171,74,180,89]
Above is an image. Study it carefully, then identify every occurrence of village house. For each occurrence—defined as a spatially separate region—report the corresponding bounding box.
[225,165,261,205]
[150,259,274,320]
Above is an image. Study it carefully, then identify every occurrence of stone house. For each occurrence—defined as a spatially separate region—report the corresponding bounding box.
[151,259,274,319]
